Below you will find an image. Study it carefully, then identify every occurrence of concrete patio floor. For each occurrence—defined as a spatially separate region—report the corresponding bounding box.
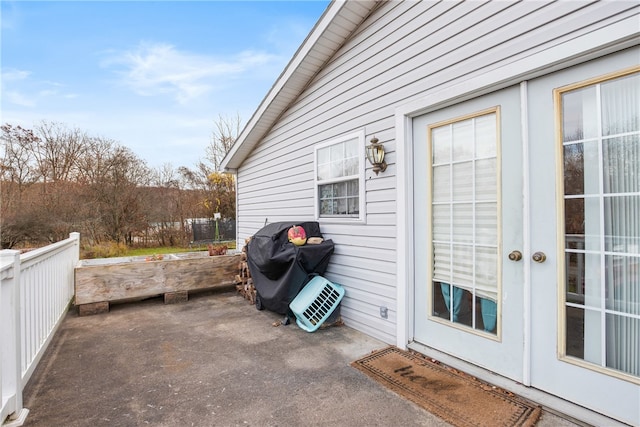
[20,289,583,427]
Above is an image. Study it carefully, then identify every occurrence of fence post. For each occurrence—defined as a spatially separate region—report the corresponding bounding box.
[0,250,27,425]
[69,232,80,298]
[69,232,80,260]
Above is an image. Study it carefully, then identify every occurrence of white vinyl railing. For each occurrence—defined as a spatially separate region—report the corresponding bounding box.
[1,232,79,426]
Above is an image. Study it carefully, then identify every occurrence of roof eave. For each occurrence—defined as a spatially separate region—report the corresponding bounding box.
[220,0,378,172]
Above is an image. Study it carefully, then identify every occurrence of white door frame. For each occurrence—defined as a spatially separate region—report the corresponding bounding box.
[394,24,638,426]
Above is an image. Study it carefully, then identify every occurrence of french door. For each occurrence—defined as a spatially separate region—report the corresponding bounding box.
[412,48,639,425]
[412,85,526,383]
[527,51,639,425]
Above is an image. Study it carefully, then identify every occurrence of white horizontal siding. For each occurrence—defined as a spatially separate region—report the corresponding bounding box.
[236,0,639,343]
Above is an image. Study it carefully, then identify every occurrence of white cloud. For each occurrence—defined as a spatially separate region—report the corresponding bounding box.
[102,42,280,104]
[2,69,78,107]
[38,85,78,99]
[2,68,31,81]
[5,90,36,107]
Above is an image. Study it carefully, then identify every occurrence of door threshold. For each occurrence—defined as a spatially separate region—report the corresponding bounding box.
[407,341,628,427]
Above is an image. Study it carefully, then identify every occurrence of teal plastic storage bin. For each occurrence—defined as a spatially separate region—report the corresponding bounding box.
[289,276,345,332]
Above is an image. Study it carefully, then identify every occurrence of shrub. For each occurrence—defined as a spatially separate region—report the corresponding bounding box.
[81,242,128,259]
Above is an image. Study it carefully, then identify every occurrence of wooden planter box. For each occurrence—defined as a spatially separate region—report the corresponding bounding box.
[74,252,241,315]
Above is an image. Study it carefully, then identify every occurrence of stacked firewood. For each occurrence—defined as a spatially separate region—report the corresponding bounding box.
[235,238,256,304]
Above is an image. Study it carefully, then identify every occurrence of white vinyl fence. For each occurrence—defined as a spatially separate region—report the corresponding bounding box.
[1,233,79,426]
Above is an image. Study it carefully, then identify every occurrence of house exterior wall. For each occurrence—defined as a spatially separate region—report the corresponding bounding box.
[235,0,639,343]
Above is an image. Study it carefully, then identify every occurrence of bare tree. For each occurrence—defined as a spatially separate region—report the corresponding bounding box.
[178,113,241,190]
[147,163,185,246]
[1,124,43,248]
[178,162,211,190]
[173,113,240,231]
[207,113,242,171]
[73,137,120,244]
[76,136,118,186]
[33,120,87,182]
[75,139,151,244]
[1,118,235,249]
[93,145,151,244]
[1,124,39,188]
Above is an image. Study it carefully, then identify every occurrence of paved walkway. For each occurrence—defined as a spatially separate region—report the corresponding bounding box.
[21,290,581,427]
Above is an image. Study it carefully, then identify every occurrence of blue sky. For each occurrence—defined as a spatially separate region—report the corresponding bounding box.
[1,0,330,169]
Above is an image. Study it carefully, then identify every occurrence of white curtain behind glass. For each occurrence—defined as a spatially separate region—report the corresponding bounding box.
[567,72,640,377]
[601,73,639,377]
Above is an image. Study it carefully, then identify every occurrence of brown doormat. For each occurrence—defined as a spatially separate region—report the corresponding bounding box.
[351,346,541,427]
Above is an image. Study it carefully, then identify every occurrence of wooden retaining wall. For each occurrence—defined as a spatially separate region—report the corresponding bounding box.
[74,253,241,315]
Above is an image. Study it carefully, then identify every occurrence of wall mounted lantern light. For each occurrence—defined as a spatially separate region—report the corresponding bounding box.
[365,136,387,175]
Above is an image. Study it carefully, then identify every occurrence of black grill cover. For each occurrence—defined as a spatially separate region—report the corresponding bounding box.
[246,221,334,314]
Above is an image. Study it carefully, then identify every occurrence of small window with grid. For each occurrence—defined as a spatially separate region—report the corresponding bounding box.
[315,132,365,221]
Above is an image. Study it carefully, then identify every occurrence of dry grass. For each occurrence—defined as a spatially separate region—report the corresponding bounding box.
[80,241,236,259]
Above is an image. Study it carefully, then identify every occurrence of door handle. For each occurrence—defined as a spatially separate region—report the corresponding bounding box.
[532,251,547,263]
[508,250,522,261]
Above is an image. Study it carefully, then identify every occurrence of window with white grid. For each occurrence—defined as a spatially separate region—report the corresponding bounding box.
[560,70,639,378]
[430,110,499,334]
[315,132,365,221]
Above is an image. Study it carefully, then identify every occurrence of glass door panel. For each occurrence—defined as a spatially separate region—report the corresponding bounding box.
[560,71,640,378]
[430,112,499,334]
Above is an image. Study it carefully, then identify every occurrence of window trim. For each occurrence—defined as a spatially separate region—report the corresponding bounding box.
[314,130,366,223]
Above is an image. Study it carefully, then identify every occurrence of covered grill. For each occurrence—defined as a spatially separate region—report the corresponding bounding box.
[246,221,334,315]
